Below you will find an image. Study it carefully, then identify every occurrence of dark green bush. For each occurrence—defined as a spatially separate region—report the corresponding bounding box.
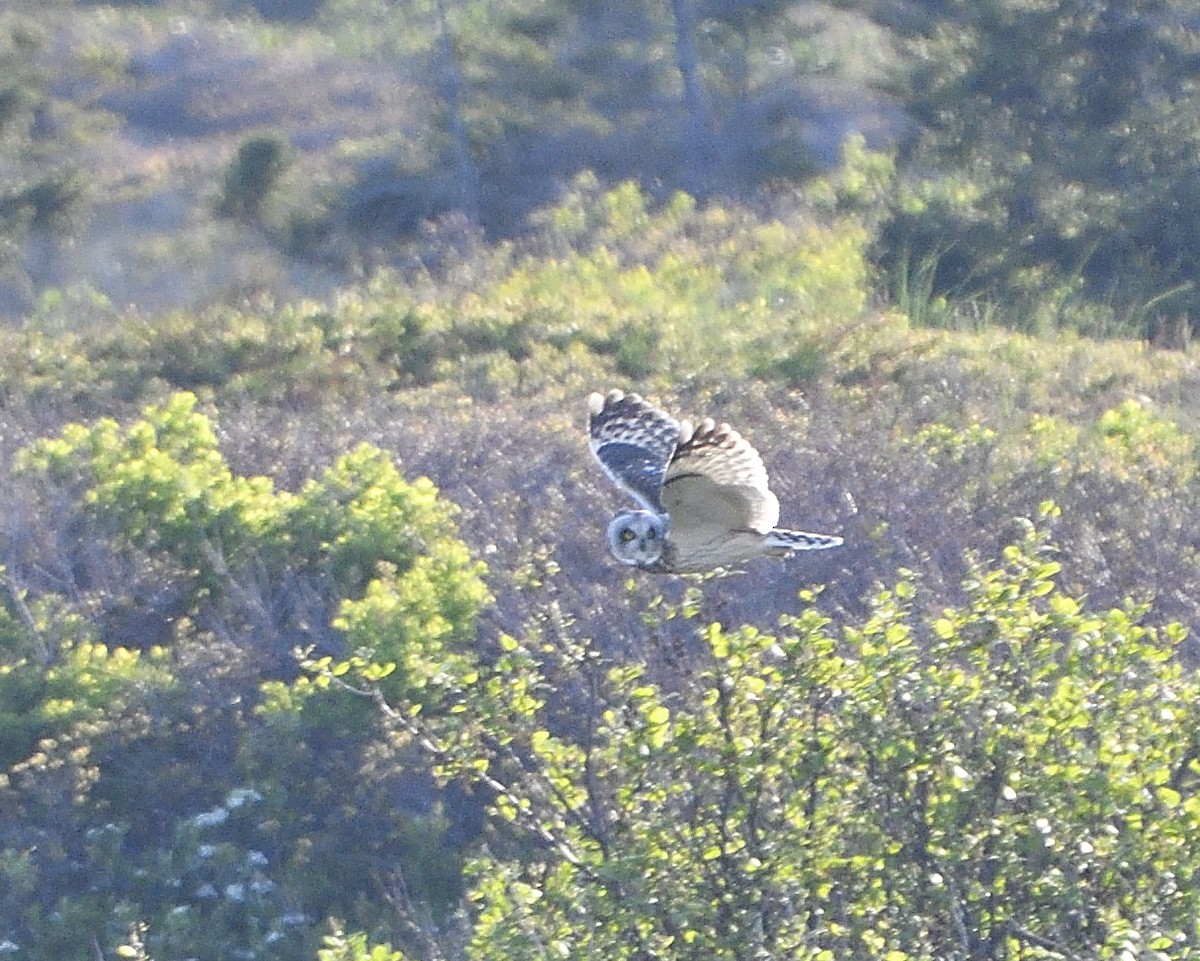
[218,135,291,222]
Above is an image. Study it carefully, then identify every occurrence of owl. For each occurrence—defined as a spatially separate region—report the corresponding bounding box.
[587,389,843,573]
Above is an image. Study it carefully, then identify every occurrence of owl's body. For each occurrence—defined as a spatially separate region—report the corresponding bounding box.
[588,389,843,573]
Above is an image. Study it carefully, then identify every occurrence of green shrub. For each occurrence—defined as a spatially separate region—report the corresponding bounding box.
[5,393,492,961]
[0,168,88,233]
[357,508,1200,960]
[881,0,1200,337]
[0,628,172,769]
[19,393,489,675]
[318,929,407,961]
[218,135,291,222]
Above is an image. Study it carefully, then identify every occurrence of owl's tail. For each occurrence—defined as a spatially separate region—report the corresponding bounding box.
[765,528,843,554]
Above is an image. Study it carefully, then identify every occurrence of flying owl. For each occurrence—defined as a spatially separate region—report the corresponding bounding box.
[587,389,843,573]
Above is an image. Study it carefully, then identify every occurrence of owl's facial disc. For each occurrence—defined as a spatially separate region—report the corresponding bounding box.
[607,511,667,566]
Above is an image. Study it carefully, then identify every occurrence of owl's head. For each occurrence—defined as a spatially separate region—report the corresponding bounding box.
[606,510,668,567]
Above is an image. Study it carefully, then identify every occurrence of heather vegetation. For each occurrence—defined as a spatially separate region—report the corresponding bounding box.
[2,1,1200,960]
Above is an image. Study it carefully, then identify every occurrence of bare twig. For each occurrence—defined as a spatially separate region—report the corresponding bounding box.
[1,567,51,665]
[1006,921,1088,961]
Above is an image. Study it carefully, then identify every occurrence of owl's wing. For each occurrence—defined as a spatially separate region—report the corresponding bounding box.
[588,389,681,513]
[661,418,781,535]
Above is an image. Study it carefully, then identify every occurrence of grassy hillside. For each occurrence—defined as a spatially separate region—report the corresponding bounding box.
[2,2,1200,954]
[5,174,1200,631]
[0,0,900,321]
[3,178,1198,959]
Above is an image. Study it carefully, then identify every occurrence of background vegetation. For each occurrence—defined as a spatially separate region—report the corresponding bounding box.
[2,1,1200,959]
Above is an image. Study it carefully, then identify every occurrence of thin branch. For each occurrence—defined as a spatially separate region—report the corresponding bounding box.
[371,683,590,871]
[1168,740,1200,792]
[1006,921,1088,961]
[1,568,51,665]
[944,873,972,958]
[368,669,681,959]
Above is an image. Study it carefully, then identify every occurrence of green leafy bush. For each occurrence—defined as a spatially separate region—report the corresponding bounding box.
[20,394,489,650]
[218,134,291,222]
[4,393,491,960]
[879,0,1200,336]
[356,510,1200,960]
[317,929,407,961]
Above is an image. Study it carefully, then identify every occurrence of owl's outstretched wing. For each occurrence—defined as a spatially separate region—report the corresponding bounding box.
[588,389,680,513]
[661,417,781,535]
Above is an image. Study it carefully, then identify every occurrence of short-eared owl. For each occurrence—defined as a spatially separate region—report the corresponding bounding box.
[587,389,843,573]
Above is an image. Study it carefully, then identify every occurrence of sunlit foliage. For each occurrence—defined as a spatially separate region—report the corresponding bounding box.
[349,512,1200,960]
[0,137,1198,961]
[2,395,489,960]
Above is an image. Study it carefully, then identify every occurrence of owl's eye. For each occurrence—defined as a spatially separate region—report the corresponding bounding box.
[645,527,657,540]
[620,528,636,543]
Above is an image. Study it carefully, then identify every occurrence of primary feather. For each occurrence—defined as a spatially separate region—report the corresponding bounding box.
[588,389,679,513]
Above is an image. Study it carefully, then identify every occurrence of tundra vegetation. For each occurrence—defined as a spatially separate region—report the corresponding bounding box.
[2,1,1200,959]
